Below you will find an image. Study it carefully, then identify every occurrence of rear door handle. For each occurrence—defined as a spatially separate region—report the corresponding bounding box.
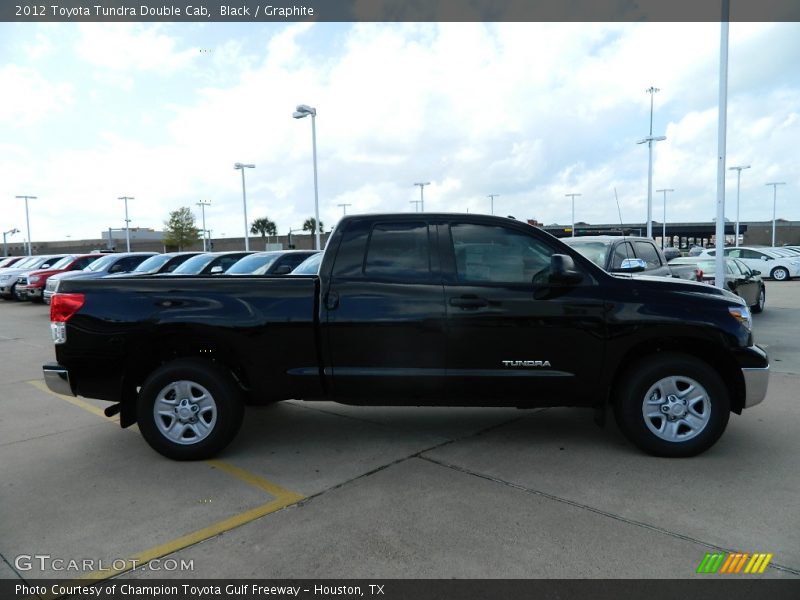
[449,295,488,309]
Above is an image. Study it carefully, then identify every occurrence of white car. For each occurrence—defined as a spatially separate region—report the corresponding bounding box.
[699,247,800,281]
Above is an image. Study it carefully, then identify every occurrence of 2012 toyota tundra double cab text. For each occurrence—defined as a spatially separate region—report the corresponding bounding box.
[42,213,769,460]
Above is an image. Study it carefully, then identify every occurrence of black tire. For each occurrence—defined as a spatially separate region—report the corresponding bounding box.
[613,353,730,457]
[770,267,789,281]
[136,359,244,460]
[751,286,765,314]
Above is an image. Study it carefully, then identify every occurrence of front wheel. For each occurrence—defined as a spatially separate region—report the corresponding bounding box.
[771,267,789,281]
[614,353,730,457]
[136,359,244,460]
[751,286,765,314]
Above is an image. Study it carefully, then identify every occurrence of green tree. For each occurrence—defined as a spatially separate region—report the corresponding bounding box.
[302,217,324,235]
[164,207,201,251]
[250,217,277,238]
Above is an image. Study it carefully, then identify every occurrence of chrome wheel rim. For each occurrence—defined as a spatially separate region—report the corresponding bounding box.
[153,380,217,445]
[758,289,765,311]
[642,375,711,443]
[773,268,787,281]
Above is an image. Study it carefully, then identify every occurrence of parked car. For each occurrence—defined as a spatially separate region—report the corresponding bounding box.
[687,245,706,257]
[0,256,28,269]
[661,247,682,262]
[226,250,320,276]
[290,252,323,275]
[15,254,103,302]
[164,251,254,276]
[44,213,768,461]
[104,252,202,278]
[669,257,765,313]
[0,255,67,300]
[561,235,672,278]
[699,247,800,281]
[43,252,157,304]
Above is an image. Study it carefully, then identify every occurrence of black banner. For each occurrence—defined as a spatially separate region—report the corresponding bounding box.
[3,0,800,23]
[3,579,800,600]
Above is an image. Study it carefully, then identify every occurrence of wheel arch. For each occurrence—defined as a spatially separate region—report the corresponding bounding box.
[608,338,746,415]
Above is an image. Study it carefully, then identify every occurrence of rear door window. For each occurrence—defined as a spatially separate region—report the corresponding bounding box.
[633,241,663,269]
[363,222,432,282]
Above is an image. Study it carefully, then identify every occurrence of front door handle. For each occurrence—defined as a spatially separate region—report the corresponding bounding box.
[449,295,488,309]
[325,292,339,310]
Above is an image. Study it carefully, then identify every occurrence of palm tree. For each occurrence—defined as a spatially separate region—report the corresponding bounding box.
[302,217,323,235]
[250,217,277,238]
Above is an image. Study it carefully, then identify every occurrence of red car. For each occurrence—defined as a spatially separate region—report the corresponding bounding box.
[16,254,103,302]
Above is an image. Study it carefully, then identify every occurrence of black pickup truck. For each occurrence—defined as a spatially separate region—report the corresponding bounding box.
[43,213,769,460]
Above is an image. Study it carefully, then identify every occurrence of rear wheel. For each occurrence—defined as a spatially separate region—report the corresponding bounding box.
[751,286,765,314]
[136,359,244,460]
[771,267,789,281]
[614,353,730,457]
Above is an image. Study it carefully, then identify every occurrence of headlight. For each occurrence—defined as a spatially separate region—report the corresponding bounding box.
[728,306,752,330]
[29,275,40,284]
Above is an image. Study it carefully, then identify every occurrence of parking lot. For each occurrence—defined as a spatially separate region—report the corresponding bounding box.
[1,282,799,583]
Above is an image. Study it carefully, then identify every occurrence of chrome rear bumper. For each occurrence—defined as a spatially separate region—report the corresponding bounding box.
[43,364,75,397]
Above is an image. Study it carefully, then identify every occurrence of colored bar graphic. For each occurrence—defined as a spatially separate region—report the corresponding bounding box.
[698,552,773,574]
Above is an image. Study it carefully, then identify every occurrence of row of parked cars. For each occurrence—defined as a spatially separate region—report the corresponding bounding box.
[562,236,800,315]
[0,249,322,304]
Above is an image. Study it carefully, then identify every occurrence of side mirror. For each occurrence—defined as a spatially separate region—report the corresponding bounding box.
[751,270,761,276]
[209,265,224,274]
[109,264,124,273]
[618,257,647,272]
[273,264,293,275]
[548,254,583,284]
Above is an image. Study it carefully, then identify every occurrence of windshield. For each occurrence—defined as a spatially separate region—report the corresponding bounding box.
[132,254,172,273]
[84,254,119,272]
[226,253,280,275]
[172,254,216,274]
[291,253,323,275]
[562,240,610,268]
[48,256,75,270]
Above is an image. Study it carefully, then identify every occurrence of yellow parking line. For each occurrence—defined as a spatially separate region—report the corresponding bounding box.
[28,379,119,422]
[27,378,305,591]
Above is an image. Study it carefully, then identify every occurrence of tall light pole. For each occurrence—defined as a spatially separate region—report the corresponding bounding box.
[488,194,499,215]
[3,228,19,257]
[293,104,321,250]
[655,188,674,248]
[414,182,430,212]
[15,195,36,255]
[565,193,581,237]
[196,199,211,251]
[338,203,351,216]
[638,86,666,240]
[410,200,421,212]
[234,163,255,251]
[118,196,134,252]
[766,182,786,247]
[728,165,750,246]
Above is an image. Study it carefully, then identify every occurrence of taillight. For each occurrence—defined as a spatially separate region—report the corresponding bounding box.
[51,293,85,322]
[696,269,703,281]
[50,293,85,344]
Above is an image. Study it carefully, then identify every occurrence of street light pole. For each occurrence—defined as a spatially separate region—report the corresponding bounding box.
[655,188,674,249]
[414,182,430,212]
[766,182,786,247]
[636,135,666,239]
[565,193,581,237]
[338,203,351,216]
[118,196,134,252]
[196,199,211,251]
[488,194,499,215]
[234,163,255,251]
[728,166,750,247]
[15,195,36,255]
[409,200,421,212]
[3,228,19,257]
[293,104,321,250]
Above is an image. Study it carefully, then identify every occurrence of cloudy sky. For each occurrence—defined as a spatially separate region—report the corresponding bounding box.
[1,20,799,246]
